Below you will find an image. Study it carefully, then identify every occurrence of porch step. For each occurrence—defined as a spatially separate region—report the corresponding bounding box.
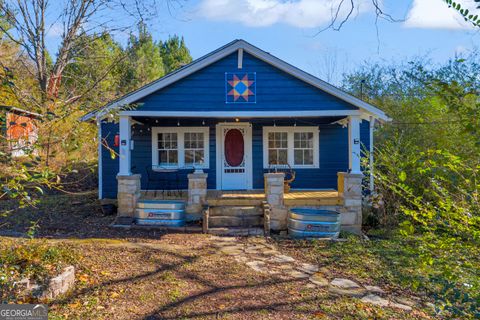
[209,206,262,217]
[137,200,185,210]
[209,215,263,228]
[207,199,264,206]
[208,227,264,236]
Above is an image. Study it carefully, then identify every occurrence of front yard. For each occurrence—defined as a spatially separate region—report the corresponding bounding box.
[0,192,450,319]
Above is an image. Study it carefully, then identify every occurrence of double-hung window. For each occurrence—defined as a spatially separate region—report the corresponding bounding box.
[263,127,319,168]
[152,127,209,169]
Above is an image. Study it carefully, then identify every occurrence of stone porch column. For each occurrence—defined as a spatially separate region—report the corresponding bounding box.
[116,174,141,225]
[264,172,287,231]
[338,172,363,234]
[186,172,208,214]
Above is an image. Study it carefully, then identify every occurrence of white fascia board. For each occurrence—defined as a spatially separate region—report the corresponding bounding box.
[83,42,243,122]
[82,39,390,122]
[238,41,390,122]
[119,110,362,118]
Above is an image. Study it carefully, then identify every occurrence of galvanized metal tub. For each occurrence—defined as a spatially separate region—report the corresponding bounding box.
[136,200,185,210]
[288,208,340,239]
[135,208,186,227]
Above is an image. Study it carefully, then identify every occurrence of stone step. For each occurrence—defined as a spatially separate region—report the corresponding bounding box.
[208,227,264,236]
[209,206,263,217]
[209,215,263,228]
[137,200,185,210]
[208,198,264,206]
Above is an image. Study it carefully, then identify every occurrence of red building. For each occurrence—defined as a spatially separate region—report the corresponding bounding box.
[1,105,41,157]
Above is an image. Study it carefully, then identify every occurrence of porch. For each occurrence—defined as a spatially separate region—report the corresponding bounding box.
[140,189,344,207]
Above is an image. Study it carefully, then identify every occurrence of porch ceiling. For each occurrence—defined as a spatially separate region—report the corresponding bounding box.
[132,116,347,126]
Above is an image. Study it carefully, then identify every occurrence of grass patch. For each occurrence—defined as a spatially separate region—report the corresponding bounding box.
[277,231,479,319]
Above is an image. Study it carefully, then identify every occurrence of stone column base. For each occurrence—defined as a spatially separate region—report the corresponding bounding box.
[338,172,363,235]
[116,174,141,225]
[264,172,286,231]
[186,172,208,214]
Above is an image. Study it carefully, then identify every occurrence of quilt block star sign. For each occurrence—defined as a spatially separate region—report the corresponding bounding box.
[225,72,256,103]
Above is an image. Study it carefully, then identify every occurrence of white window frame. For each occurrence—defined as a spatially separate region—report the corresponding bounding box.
[152,127,210,169]
[263,126,319,169]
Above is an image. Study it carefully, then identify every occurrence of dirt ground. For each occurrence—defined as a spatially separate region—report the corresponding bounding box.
[0,192,432,319]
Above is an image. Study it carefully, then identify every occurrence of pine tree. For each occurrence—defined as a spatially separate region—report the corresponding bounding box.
[159,35,192,74]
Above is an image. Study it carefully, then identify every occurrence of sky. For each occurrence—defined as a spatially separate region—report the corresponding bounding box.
[46,0,480,85]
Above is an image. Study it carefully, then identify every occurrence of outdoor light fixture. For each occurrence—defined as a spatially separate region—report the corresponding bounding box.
[177,120,180,126]
[202,120,205,125]
[235,118,240,122]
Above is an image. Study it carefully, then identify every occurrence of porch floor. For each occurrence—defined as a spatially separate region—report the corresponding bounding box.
[140,189,343,206]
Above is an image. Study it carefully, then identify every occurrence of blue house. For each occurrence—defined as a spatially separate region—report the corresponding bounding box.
[82,40,390,235]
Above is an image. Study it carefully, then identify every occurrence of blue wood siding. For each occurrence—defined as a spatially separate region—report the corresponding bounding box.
[100,118,370,198]
[135,52,358,112]
[130,118,217,191]
[101,122,119,198]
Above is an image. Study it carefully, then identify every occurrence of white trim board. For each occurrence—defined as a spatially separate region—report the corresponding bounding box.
[151,127,210,169]
[81,40,390,122]
[262,126,320,169]
[215,122,253,190]
[120,110,361,118]
[97,120,103,199]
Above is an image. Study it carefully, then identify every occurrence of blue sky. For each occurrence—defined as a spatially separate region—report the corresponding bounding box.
[46,0,480,85]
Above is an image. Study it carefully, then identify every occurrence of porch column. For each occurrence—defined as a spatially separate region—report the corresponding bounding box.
[264,172,287,231]
[348,115,362,175]
[115,115,139,225]
[119,115,132,176]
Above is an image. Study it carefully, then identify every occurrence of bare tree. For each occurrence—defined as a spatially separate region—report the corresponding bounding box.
[0,0,163,111]
[321,0,479,33]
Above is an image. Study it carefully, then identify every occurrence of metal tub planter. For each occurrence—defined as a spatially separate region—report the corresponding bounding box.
[288,208,340,239]
[135,200,186,227]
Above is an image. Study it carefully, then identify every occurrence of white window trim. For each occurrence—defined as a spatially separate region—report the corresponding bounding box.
[152,127,210,169]
[263,126,319,169]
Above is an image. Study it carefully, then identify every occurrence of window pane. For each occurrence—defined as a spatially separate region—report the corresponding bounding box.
[168,150,178,164]
[304,149,313,165]
[280,133,287,148]
[278,150,288,164]
[195,150,204,164]
[171,133,177,148]
[294,150,303,165]
[268,150,277,165]
[185,150,194,164]
[159,150,168,164]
